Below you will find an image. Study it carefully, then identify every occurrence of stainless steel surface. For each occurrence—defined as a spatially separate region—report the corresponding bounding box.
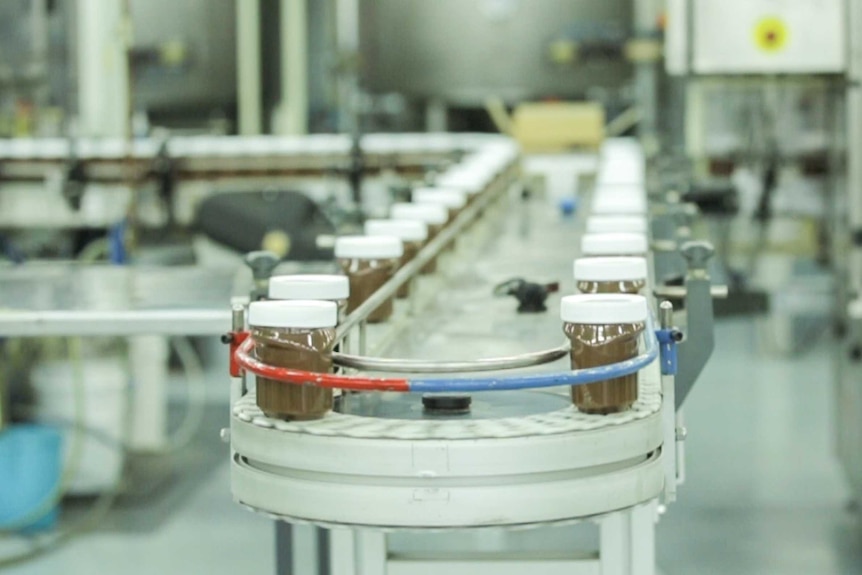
[658,300,673,329]
[652,284,729,300]
[0,265,234,336]
[359,0,632,105]
[129,0,236,111]
[333,342,569,373]
[675,242,716,409]
[334,175,509,341]
[337,390,570,420]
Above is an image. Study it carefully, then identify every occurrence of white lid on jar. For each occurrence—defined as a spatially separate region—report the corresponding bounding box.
[334,235,404,259]
[574,257,648,282]
[560,294,648,324]
[365,218,428,241]
[412,187,468,209]
[436,170,485,194]
[597,167,644,186]
[591,192,647,215]
[248,300,337,329]
[581,233,648,256]
[390,202,448,225]
[586,216,648,234]
[268,274,349,301]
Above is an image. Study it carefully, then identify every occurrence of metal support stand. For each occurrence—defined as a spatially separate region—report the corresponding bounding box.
[675,241,716,408]
[599,500,657,575]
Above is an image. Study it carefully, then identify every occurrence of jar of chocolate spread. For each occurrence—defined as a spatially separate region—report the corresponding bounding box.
[390,202,448,274]
[586,216,647,234]
[248,300,337,420]
[412,187,468,222]
[580,233,648,257]
[560,294,648,414]
[591,188,647,216]
[268,274,350,321]
[574,257,648,295]
[364,219,428,298]
[334,235,403,323]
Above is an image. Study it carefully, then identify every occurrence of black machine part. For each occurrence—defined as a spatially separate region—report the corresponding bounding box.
[493,278,560,313]
[195,190,335,261]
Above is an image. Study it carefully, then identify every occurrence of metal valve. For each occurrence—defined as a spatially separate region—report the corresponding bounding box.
[680,241,714,273]
[244,250,280,300]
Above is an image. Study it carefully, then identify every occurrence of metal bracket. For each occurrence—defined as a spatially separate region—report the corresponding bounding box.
[674,240,716,408]
[244,250,280,301]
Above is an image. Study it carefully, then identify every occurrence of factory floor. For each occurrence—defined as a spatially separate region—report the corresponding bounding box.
[3,317,858,574]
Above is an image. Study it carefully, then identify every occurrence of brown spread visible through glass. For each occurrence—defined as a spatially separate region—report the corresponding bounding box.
[252,325,336,420]
[338,257,397,323]
[563,322,644,414]
[397,240,422,298]
[576,279,645,295]
[421,223,443,274]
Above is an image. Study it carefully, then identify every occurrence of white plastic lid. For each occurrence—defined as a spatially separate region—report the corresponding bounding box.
[268,274,349,301]
[591,192,647,215]
[435,171,484,194]
[560,294,648,324]
[364,218,428,242]
[412,187,468,209]
[597,168,644,186]
[586,216,648,234]
[574,257,648,282]
[334,235,403,259]
[581,233,648,256]
[248,300,337,329]
[390,202,448,225]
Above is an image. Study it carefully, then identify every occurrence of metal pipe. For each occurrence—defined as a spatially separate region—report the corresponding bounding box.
[335,180,504,341]
[234,316,660,393]
[333,343,570,373]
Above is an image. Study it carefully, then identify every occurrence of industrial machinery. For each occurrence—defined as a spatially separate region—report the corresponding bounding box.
[218,133,717,574]
[666,0,862,507]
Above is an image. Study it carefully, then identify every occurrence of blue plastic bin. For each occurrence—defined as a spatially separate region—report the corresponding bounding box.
[0,424,63,531]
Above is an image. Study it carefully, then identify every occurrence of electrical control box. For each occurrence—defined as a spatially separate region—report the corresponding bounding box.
[667,0,846,75]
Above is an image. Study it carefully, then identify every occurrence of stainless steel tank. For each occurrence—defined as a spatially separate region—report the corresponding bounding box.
[359,0,633,105]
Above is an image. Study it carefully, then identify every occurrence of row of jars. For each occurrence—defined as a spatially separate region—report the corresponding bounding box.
[247,185,476,420]
[246,180,654,420]
[562,169,651,415]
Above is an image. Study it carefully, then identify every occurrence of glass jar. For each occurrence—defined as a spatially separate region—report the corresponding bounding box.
[591,188,647,216]
[412,187,468,253]
[412,187,468,222]
[268,274,350,321]
[574,257,648,295]
[364,219,428,298]
[586,216,647,234]
[580,233,648,257]
[334,236,403,323]
[248,300,337,420]
[390,203,448,274]
[560,294,648,414]
[435,169,484,203]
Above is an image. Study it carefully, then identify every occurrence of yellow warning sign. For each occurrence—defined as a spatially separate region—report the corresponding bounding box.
[754,17,789,53]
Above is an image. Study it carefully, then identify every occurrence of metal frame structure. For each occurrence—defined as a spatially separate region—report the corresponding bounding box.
[219,135,716,575]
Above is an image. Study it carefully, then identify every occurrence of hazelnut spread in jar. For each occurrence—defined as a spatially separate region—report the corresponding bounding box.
[248,300,337,420]
[364,219,428,298]
[268,274,350,321]
[390,203,448,274]
[334,235,403,323]
[586,216,647,234]
[560,294,648,414]
[591,189,647,216]
[580,233,648,257]
[412,187,468,222]
[574,257,648,295]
